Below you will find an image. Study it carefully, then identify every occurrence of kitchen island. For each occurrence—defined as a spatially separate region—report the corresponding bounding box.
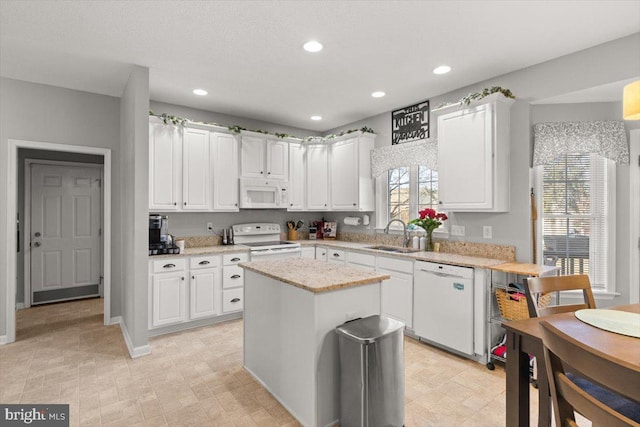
[239,258,390,427]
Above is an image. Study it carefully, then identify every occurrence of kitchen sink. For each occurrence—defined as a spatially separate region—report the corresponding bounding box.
[365,245,420,254]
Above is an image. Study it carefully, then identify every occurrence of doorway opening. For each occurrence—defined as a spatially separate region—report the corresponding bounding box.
[5,139,112,344]
[24,160,104,307]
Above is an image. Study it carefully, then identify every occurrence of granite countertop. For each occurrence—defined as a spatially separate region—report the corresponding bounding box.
[150,239,510,269]
[298,240,508,268]
[150,245,250,259]
[239,258,390,293]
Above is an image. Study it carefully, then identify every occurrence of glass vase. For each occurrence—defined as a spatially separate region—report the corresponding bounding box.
[425,230,434,252]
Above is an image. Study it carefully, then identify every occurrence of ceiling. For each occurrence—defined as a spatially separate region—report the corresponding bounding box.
[1,1,639,132]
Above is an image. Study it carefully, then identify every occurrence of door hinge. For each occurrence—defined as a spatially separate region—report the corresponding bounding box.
[98,228,102,236]
[100,276,104,284]
[96,178,102,187]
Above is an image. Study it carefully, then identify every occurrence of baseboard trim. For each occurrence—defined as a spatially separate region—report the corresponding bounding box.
[15,303,25,310]
[113,317,151,359]
[0,335,7,345]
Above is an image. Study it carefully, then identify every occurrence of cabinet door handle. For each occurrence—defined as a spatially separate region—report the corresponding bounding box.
[184,202,187,206]
[198,260,210,265]
[231,274,241,279]
[163,263,175,268]
[260,171,264,174]
[267,171,271,175]
[231,257,241,262]
[231,298,240,303]
[174,202,177,206]
[181,277,185,281]
[192,275,195,280]
[235,203,238,207]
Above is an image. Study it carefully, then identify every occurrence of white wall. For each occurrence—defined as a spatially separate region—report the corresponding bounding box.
[119,66,150,351]
[0,77,122,338]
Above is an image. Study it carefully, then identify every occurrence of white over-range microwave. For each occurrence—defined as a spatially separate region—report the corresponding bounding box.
[239,178,289,209]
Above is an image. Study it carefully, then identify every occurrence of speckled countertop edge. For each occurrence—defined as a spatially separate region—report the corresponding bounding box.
[240,258,391,293]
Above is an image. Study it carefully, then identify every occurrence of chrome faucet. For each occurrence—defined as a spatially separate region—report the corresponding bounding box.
[384,219,410,248]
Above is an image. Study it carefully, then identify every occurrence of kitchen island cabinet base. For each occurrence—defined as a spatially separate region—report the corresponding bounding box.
[243,270,381,427]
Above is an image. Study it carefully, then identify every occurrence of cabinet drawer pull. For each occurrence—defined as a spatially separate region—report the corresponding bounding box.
[231,257,241,262]
[333,253,340,257]
[230,298,241,303]
[198,260,210,265]
[231,274,241,279]
[163,263,176,268]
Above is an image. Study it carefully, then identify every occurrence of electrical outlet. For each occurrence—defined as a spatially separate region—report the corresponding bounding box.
[207,222,213,232]
[483,225,493,239]
[451,225,465,236]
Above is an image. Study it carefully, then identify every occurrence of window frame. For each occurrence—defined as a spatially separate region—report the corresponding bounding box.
[534,153,617,296]
[376,165,448,235]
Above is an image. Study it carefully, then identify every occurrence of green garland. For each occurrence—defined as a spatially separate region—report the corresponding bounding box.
[436,86,515,109]
[149,111,375,140]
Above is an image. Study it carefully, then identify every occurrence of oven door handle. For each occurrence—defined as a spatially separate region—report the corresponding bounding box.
[251,247,301,257]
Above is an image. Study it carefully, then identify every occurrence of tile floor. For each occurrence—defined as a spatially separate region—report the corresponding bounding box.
[1,298,555,426]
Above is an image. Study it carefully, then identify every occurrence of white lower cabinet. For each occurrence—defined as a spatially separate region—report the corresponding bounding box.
[300,247,316,259]
[151,272,186,328]
[149,252,247,331]
[316,247,328,260]
[221,252,248,314]
[346,251,375,271]
[327,249,345,264]
[190,268,219,319]
[377,256,414,328]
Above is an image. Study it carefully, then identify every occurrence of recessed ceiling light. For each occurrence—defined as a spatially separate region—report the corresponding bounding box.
[371,91,386,98]
[193,89,208,96]
[310,115,322,121]
[303,40,323,53]
[433,65,451,75]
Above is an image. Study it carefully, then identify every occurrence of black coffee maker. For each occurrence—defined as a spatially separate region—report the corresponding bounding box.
[149,214,179,255]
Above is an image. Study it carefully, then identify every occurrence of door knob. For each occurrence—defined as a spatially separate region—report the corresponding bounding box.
[34,242,41,247]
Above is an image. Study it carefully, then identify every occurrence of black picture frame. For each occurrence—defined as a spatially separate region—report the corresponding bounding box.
[391,100,430,144]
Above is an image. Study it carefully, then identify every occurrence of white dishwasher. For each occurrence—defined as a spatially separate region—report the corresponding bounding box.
[413,261,474,356]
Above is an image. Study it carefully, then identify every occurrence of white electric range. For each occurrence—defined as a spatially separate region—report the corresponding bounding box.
[232,223,301,261]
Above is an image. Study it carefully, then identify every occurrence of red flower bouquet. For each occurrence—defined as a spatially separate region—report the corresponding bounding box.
[409,208,448,251]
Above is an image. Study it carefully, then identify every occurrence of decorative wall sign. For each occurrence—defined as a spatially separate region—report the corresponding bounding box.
[392,100,429,144]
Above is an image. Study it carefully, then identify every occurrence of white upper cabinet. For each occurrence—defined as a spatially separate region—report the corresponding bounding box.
[330,134,375,211]
[305,143,329,210]
[288,142,305,211]
[182,128,211,210]
[434,93,514,212]
[149,120,182,210]
[266,139,289,180]
[211,132,239,211]
[240,134,289,180]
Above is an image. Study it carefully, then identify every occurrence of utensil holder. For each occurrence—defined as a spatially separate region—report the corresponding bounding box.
[288,230,298,241]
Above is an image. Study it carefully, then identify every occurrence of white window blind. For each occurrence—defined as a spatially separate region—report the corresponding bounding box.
[541,153,610,289]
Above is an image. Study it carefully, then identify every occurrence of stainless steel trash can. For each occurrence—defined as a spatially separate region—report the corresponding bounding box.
[335,315,405,427]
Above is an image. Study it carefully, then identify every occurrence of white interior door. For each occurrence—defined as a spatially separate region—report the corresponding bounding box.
[30,164,102,305]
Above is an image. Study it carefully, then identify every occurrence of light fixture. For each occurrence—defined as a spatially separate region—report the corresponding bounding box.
[303,40,323,53]
[193,89,208,96]
[623,80,640,120]
[371,91,386,98]
[433,65,451,75]
[310,115,322,121]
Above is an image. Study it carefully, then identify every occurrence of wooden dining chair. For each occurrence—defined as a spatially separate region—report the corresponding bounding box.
[540,320,640,427]
[524,274,596,318]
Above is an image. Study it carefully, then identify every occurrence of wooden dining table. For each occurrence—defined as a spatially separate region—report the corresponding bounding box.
[501,303,640,427]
